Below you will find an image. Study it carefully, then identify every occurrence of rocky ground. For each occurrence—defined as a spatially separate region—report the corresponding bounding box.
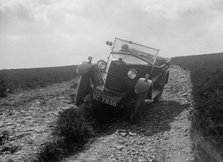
[1,65,215,162]
[65,65,195,162]
[0,80,77,161]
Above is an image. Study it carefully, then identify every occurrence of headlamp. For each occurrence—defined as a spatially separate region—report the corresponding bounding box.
[128,69,137,79]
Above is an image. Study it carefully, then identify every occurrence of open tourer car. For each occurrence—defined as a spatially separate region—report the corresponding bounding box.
[75,37,170,121]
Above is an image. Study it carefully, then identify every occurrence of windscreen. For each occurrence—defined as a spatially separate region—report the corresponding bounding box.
[111,54,148,65]
[112,38,159,64]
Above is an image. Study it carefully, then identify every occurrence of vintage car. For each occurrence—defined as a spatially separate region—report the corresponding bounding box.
[75,37,170,121]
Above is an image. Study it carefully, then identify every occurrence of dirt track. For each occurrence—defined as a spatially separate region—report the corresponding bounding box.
[0,65,196,162]
[65,65,194,162]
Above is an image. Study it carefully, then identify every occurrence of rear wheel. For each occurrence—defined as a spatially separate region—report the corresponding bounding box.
[154,75,166,102]
[130,93,146,122]
[75,73,91,106]
[153,86,164,102]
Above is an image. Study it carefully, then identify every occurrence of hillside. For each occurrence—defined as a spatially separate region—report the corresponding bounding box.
[0,65,77,92]
[172,53,223,85]
[171,52,223,68]
[172,52,223,160]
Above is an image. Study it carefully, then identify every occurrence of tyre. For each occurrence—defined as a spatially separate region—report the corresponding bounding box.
[130,93,146,122]
[153,86,164,102]
[75,73,91,106]
[146,85,153,100]
[154,78,165,102]
[154,71,167,102]
[165,70,169,84]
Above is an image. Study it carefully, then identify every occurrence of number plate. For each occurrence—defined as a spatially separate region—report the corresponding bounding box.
[93,95,117,107]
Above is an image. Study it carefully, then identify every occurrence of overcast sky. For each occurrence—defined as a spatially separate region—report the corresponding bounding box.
[0,0,223,69]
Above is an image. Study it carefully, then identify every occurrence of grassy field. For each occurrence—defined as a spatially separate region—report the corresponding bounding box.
[172,53,223,149]
[0,65,77,93]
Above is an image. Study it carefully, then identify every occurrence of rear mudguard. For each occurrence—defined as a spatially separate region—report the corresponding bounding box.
[135,78,153,95]
[76,61,95,75]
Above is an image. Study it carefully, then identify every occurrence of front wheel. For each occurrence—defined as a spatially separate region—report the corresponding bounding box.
[75,73,91,106]
[130,93,146,122]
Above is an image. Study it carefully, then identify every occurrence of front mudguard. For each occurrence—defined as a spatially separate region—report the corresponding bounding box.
[135,78,153,95]
[76,62,104,87]
[130,78,152,122]
[75,73,91,106]
[76,61,95,75]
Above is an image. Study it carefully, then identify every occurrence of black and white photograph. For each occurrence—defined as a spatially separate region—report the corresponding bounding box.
[1,0,223,161]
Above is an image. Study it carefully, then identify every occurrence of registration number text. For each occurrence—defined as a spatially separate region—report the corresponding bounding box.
[93,95,117,107]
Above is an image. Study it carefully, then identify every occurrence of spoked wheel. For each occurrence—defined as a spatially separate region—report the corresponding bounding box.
[130,92,147,122]
[75,73,91,106]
